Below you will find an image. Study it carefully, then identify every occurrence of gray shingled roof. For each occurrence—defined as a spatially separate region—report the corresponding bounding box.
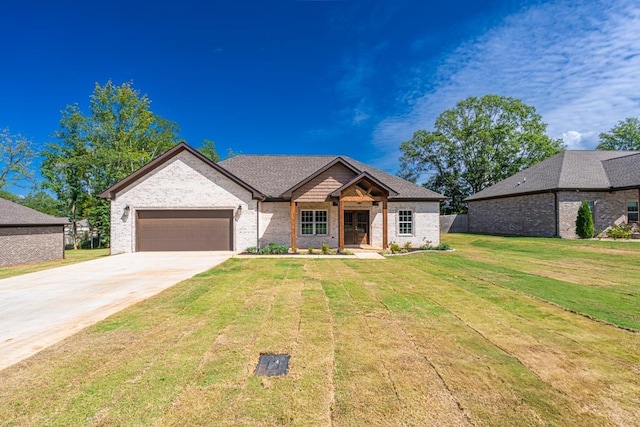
[603,152,640,188]
[219,155,444,199]
[466,150,640,201]
[0,198,68,226]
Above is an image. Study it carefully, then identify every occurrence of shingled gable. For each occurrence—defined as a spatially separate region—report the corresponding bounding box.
[280,156,361,198]
[0,198,68,226]
[99,142,265,200]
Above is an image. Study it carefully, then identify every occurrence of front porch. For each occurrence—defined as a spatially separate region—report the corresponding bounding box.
[289,173,394,252]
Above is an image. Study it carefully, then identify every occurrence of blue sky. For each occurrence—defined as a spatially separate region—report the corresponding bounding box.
[2,0,639,195]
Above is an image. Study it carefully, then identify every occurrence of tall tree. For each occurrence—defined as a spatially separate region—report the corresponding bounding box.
[42,105,92,249]
[0,128,35,189]
[42,81,180,245]
[400,94,564,214]
[199,139,220,162]
[596,117,640,150]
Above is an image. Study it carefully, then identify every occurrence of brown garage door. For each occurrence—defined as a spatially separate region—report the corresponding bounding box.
[136,210,233,251]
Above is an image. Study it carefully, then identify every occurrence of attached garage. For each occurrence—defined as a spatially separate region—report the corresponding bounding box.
[136,210,233,251]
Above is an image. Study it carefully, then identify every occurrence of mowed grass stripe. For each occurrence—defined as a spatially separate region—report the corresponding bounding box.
[322,260,471,426]
[344,259,592,426]
[422,243,640,331]
[380,257,640,425]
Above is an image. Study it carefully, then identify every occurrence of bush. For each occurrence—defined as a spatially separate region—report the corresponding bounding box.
[436,243,451,251]
[307,247,314,254]
[420,244,431,250]
[606,224,632,239]
[389,242,401,254]
[576,201,594,239]
[245,246,258,254]
[321,243,330,255]
[259,243,289,255]
[403,242,412,251]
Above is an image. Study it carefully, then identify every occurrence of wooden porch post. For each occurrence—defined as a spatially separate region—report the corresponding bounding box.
[339,198,345,252]
[382,198,388,249]
[290,200,296,250]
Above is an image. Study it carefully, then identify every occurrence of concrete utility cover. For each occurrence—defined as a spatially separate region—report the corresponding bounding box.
[254,354,290,376]
[0,251,233,371]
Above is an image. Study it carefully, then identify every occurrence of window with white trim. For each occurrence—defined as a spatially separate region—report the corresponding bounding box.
[398,210,413,235]
[628,201,639,223]
[301,210,328,235]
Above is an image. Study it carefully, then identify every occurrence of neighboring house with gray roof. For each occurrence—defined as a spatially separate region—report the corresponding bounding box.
[465,151,640,238]
[0,197,68,267]
[100,142,445,253]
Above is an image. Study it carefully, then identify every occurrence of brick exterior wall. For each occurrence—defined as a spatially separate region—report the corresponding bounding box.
[110,150,257,253]
[557,190,638,238]
[0,226,64,267]
[468,189,640,238]
[388,202,441,248]
[468,193,557,237]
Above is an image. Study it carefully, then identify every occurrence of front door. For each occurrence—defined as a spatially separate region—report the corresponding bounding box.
[344,210,369,245]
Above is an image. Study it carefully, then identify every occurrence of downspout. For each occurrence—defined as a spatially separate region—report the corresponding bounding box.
[554,191,559,238]
[256,199,261,249]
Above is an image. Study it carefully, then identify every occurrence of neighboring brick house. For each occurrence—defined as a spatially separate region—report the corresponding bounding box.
[100,143,445,253]
[0,198,68,267]
[466,151,640,238]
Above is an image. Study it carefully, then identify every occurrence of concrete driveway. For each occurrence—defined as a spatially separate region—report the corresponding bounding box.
[0,251,233,371]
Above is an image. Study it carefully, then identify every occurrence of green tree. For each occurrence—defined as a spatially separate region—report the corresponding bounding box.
[42,81,180,244]
[575,201,594,239]
[400,94,564,214]
[596,117,640,150]
[0,128,35,189]
[42,105,92,249]
[21,190,66,217]
[199,139,220,162]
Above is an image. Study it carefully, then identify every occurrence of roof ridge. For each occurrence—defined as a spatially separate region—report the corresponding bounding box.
[555,150,568,189]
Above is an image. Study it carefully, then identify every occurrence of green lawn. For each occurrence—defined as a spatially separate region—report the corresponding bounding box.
[0,249,110,280]
[1,235,639,426]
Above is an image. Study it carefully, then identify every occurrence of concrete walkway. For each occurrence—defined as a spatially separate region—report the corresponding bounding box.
[0,251,232,371]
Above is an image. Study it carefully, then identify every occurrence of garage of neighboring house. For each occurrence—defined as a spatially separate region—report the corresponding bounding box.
[0,197,68,267]
[136,209,233,251]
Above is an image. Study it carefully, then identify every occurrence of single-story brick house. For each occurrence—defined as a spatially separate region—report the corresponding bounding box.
[100,143,445,253]
[0,198,68,267]
[466,150,640,238]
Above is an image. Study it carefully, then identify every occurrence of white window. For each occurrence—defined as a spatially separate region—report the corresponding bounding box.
[398,210,413,235]
[301,210,328,235]
[628,201,639,223]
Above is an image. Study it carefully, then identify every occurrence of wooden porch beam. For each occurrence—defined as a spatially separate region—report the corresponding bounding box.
[290,200,296,250]
[339,198,345,252]
[382,199,388,249]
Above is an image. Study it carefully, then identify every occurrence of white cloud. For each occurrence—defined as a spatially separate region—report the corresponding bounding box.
[562,130,583,149]
[373,0,640,166]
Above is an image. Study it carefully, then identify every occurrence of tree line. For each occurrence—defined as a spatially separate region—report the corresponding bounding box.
[1,81,221,248]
